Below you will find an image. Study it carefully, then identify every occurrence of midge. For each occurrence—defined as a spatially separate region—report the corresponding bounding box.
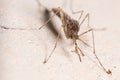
[39,7,111,74]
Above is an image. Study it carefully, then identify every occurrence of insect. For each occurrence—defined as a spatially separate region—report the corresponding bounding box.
[39,6,112,74]
[36,0,62,39]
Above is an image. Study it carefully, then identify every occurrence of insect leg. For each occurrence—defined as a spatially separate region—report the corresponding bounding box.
[78,47,84,56]
[43,27,62,63]
[72,41,85,62]
[39,9,60,30]
[78,38,90,47]
[79,13,90,28]
[69,0,84,21]
[69,0,81,14]
[91,29,112,74]
[74,42,82,62]
[79,28,112,74]
[77,12,106,32]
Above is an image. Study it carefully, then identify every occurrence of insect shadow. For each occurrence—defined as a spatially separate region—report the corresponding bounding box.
[36,0,62,39]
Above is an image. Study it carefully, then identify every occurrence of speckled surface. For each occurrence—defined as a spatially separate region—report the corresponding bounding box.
[0,0,120,80]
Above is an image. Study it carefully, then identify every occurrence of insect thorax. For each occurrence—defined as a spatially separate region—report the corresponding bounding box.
[52,7,79,40]
[63,19,79,40]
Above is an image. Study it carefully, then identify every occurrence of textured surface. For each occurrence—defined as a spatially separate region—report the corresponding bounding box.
[0,0,120,80]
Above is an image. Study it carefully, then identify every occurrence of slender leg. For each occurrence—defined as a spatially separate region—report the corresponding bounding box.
[79,28,92,36]
[69,0,90,27]
[39,7,60,30]
[39,12,56,30]
[78,38,90,47]
[79,28,112,74]
[73,42,85,62]
[43,27,62,63]
[74,42,81,62]
[78,47,84,56]
[91,29,112,74]
[79,13,89,28]
[36,0,47,9]
[69,0,84,21]
[71,10,84,21]
[72,11,89,31]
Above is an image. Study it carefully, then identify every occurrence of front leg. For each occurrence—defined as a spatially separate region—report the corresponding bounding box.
[72,42,84,62]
